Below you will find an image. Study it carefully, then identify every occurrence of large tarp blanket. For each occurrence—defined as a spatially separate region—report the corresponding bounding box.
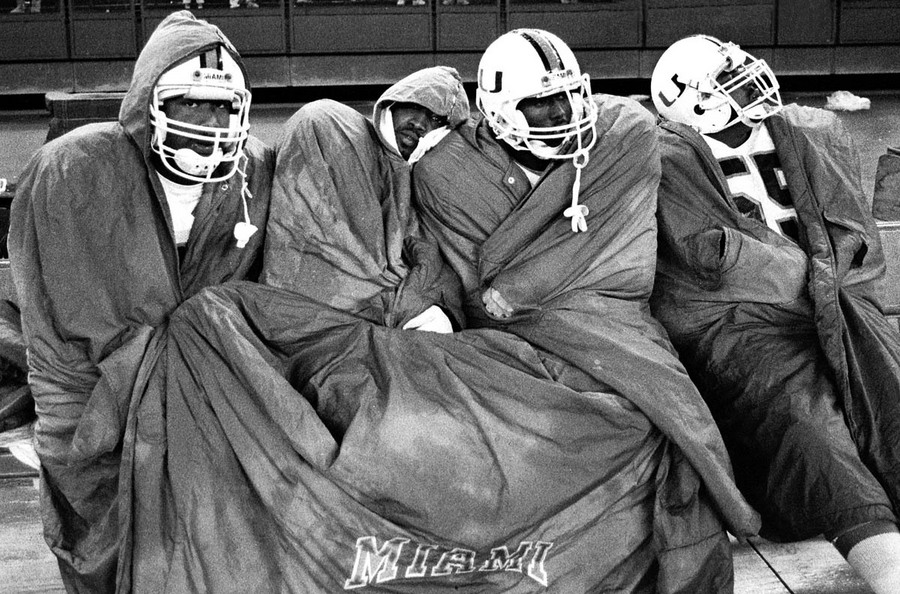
[9,13,274,592]
[118,95,757,593]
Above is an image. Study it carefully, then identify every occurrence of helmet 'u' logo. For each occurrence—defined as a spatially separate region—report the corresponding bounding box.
[480,71,503,93]
[657,74,687,108]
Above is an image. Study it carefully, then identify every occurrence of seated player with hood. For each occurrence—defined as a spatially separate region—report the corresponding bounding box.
[9,11,272,592]
[650,34,900,594]
[262,66,469,330]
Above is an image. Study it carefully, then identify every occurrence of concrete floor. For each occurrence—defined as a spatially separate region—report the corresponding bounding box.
[3,90,900,199]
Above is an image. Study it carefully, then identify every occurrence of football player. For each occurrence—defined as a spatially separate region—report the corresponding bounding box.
[149,43,260,253]
[413,29,757,590]
[9,11,272,592]
[475,28,597,238]
[262,66,471,332]
[650,34,900,594]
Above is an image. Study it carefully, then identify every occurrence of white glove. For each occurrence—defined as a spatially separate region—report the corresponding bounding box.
[402,305,454,334]
[482,287,514,319]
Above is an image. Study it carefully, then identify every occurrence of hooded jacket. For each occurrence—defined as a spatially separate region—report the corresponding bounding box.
[651,105,900,538]
[261,66,468,326]
[8,11,272,592]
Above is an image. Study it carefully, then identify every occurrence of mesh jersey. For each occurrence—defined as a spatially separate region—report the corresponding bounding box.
[703,125,799,243]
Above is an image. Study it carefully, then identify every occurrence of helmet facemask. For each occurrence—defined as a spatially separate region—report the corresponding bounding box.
[149,48,251,183]
[705,48,782,129]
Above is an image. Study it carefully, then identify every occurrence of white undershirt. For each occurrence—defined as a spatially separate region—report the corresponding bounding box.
[515,162,543,186]
[157,172,202,246]
[702,125,799,242]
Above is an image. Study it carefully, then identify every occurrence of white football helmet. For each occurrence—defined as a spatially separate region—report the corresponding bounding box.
[651,35,782,134]
[476,28,598,161]
[149,46,251,183]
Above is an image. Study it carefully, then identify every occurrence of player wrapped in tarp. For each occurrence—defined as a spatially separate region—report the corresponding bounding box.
[651,104,900,541]
[117,69,759,592]
[9,11,272,592]
[411,90,759,590]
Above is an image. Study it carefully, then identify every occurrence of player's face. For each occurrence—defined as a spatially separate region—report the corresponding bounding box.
[161,96,233,155]
[517,91,573,146]
[392,103,448,160]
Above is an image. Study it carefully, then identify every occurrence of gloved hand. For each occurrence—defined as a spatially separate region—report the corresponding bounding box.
[402,305,454,334]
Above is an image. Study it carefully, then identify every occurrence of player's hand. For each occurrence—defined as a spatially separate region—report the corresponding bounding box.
[402,305,454,334]
[482,287,514,319]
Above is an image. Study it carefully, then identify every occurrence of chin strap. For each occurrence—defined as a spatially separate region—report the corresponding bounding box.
[233,157,258,249]
[562,136,590,233]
